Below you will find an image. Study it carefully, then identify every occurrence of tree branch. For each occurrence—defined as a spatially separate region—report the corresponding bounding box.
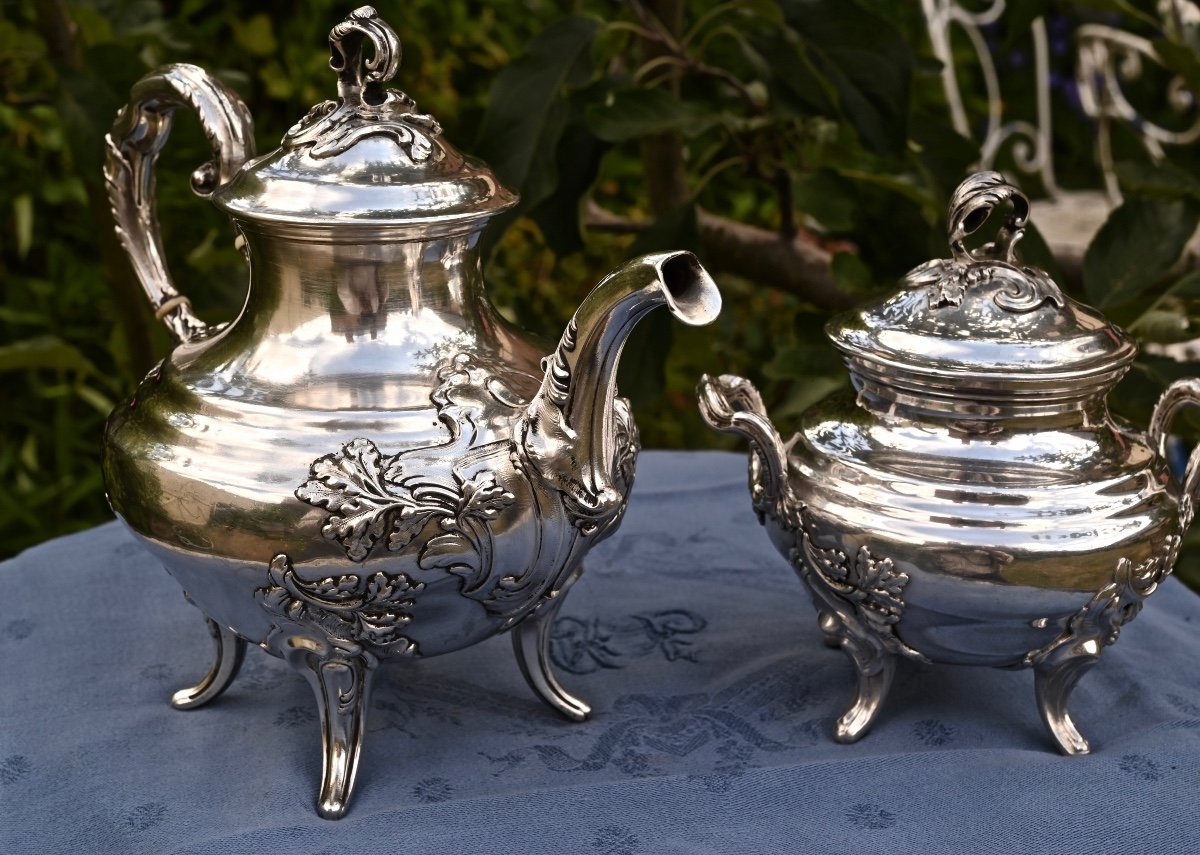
[586,201,851,310]
[635,0,690,215]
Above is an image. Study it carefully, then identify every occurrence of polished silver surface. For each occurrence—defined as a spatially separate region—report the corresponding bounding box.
[699,171,1197,756]
[102,6,720,820]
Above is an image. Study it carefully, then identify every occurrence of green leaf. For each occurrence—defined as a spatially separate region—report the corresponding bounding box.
[1114,160,1200,200]
[0,336,96,374]
[1083,196,1200,308]
[749,30,839,119]
[1152,39,1200,97]
[474,16,601,192]
[779,0,913,157]
[792,169,856,232]
[585,88,720,142]
[530,103,610,255]
[475,16,601,253]
[1128,308,1193,343]
[231,13,278,58]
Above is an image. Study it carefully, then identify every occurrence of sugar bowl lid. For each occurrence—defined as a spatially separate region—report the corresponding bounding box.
[826,172,1137,408]
[214,6,516,228]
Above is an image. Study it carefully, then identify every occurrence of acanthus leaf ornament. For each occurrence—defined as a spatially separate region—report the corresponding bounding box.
[257,553,423,659]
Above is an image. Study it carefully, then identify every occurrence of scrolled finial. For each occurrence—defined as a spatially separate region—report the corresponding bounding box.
[281,7,442,160]
[328,6,402,105]
[947,171,1030,264]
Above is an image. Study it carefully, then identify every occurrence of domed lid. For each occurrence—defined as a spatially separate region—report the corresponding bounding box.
[214,6,516,229]
[826,172,1137,410]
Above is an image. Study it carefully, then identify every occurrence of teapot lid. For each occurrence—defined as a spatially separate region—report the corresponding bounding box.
[826,172,1137,408]
[214,6,515,229]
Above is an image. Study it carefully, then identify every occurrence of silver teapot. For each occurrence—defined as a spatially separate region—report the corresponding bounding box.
[102,7,720,818]
[698,172,1198,756]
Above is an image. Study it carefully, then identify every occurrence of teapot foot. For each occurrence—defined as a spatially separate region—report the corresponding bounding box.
[512,572,590,722]
[1034,649,1096,755]
[283,643,375,820]
[833,648,895,744]
[171,616,246,710]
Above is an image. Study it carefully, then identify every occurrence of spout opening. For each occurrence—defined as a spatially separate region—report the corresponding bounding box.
[658,252,721,327]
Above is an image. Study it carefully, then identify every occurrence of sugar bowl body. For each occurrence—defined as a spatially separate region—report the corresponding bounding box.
[699,172,1198,754]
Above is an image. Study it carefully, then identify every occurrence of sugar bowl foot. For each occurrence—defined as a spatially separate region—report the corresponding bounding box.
[1033,652,1096,756]
[833,646,896,745]
[171,614,247,710]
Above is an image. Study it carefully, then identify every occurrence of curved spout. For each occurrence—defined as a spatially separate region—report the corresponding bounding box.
[519,252,721,534]
[696,374,791,522]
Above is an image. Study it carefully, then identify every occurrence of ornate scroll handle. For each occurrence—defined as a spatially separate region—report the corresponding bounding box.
[1148,378,1200,531]
[697,374,792,523]
[947,171,1030,265]
[329,6,402,107]
[104,64,254,345]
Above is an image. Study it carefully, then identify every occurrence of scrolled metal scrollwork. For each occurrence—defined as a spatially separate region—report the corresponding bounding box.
[257,553,423,658]
[281,5,442,160]
[1076,22,1200,200]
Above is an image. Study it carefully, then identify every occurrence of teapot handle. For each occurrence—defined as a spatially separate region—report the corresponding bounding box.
[1148,378,1200,529]
[104,64,254,345]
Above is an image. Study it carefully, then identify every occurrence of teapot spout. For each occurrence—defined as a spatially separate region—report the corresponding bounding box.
[697,374,791,522]
[519,252,720,534]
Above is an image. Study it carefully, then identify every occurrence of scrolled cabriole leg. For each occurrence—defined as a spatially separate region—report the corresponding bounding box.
[1032,642,1099,755]
[282,640,376,820]
[834,637,896,744]
[171,616,247,710]
[792,528,927,745]
[1025,540,1178,755]
[512,576,591,722]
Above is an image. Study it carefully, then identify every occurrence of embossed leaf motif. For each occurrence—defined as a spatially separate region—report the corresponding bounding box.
[257,555,424,657]
[845,547,907,627]
[295,437,516,570]
[296,438,400,561]
[461,472,517,519]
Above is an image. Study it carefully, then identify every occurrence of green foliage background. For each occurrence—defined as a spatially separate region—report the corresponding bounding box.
[6,0,1200,588]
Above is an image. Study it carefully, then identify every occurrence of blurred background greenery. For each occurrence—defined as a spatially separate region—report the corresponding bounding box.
[7,0,1200,587]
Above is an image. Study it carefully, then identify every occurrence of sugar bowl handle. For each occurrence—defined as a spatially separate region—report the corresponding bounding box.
[104,64,255,345]
[948,171,1030,264]
[1149,378,1200,530]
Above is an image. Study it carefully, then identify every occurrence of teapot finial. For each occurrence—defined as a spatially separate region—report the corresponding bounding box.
[281,6,441,160]
[329,6,402,106]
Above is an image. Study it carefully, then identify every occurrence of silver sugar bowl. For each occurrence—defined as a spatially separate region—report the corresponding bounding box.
[699,171,1199,755]
[102,7,720,818]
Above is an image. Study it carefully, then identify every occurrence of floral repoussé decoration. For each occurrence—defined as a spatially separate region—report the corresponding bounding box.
[295,437,516,590]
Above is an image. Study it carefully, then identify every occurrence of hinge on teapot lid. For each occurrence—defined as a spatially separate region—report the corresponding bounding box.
[281,6,443,161]
[907,171,1065,313]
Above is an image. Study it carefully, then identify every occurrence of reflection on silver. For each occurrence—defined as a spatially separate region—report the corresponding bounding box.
[699,172,1197,755]
[102,7,720,820]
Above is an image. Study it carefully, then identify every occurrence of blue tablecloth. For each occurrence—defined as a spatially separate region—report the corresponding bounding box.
[3,451,1200,854]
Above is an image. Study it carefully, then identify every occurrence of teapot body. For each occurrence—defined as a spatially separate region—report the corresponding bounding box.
[102,226,632,661]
